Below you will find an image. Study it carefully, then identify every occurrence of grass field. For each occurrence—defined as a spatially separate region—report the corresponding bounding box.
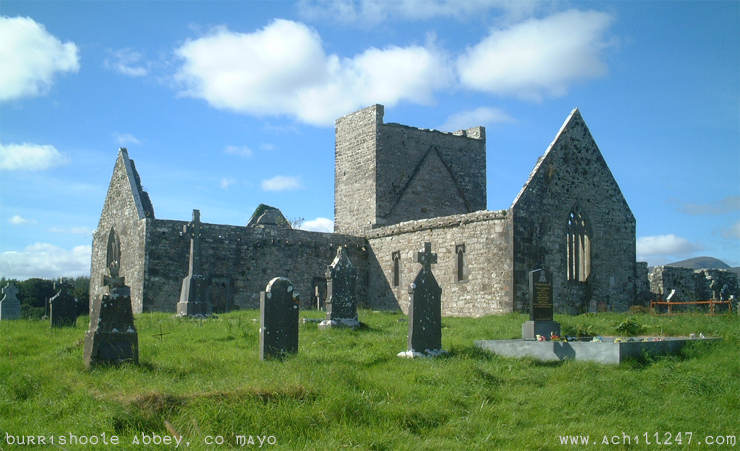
[1,310,738,450]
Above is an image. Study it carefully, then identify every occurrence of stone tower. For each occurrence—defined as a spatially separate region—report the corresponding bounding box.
[334,104,487,235]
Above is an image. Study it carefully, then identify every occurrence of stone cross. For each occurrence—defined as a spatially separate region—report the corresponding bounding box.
[417,242,437,273]
[177,209,211,316]
[1,282,21,321]
[259,277,300,360]
[182,209,203,276]
[400,242,443,357]
[84,227,138,368]
[319,246,359,328]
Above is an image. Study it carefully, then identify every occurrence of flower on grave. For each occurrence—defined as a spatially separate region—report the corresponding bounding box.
[536,334,545,342]
[550,331,560,340]
[591,336,603,342]
[614,337,624,343]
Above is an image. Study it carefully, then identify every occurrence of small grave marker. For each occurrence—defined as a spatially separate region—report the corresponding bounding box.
[50,281,78,328]
[84,228,139,367]
[319,246,359,329]
[522,268,561,340]
[259,277,299,360]
[0,282,21,321]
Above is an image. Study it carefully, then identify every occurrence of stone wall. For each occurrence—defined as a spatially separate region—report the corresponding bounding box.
[648,266,696,301]
[375,121,486,226]
[90,149,152,313]
[144,220,367,313]
[334,105,380,235]
[334,104,486,234]
[634,261,651,305]
[648,266,739,302]
[511,109,636,314]
[366,210,513,317]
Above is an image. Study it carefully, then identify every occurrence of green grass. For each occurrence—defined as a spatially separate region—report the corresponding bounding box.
[1,311,738,450]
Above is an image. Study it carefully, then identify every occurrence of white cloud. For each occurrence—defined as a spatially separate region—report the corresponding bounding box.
[48,226,93,235]
[261,175,302,191]
[721,221,740,240]
[9,215,35,225]
[297,0,538,24]
[220,177,236,189]
[0,243,91,280]
[260,143,276,151]
[0,16,79,101]
[637,234,700,257]
[0,141,68,170]
[457,10,613,101]
[440,106,514,131]
[104,48,148,77]
[300,217,334,233]
[224,145,253,157]
[114,132,141,146]
[175,19,452,125]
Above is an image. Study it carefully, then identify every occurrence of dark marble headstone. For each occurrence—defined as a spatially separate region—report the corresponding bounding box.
[84,227,139,367]
[177,209,212,317]
[398,243,444,358]
[259,277,299,360]
[522,268,560,340]
[319,246,359,329]
[1,282,21,321]
[49,281,78,327]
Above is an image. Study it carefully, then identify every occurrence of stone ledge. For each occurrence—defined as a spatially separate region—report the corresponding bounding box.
[366,210,508,239]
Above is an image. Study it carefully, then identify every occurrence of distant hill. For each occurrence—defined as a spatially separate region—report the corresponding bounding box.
[665,256,740,277]
[666,256,730,269]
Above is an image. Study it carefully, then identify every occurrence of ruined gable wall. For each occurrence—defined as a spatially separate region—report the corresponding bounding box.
[334,105,380,235]
[90,150,151,313]
[334,104,486,235]
[144,220,367,312]
[366,210,513,317]
[511,111,636,314]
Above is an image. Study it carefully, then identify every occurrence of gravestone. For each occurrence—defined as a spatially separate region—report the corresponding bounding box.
[398,242,445,358]
[84,227,139,367]
[522,268,561,340]
[177,209,212,316]
[259,277,300,360]
[1,282,21,321]
[49,280,78,327]
[319,246,359,329]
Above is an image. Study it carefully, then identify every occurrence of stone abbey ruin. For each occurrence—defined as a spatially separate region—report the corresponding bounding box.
[90,104,737,317]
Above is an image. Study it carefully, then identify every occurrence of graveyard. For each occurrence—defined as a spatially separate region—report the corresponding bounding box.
[1,309,737,449]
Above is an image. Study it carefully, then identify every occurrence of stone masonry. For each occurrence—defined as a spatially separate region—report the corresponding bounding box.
[91,104,640,316]
[648,266,738,302]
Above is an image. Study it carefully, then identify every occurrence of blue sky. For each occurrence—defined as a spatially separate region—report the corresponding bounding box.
[1,0,738,279]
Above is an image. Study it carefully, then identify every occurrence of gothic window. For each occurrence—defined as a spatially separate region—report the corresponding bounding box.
[455,244,466,282]
[392,251,401,287]
[566,208,591,282]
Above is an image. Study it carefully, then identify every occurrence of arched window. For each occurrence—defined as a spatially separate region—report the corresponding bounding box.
[567,208,590,282]
[392,251,401,287]
[455,244,466,282]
